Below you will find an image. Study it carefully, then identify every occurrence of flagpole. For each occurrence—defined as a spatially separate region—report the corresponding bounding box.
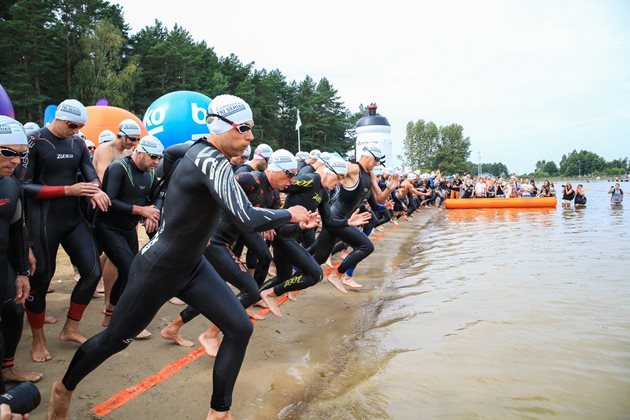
[297,126,301,152]
[295,108,302,152]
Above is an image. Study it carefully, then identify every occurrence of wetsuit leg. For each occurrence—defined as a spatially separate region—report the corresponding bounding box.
[1,264,24,369]
[178,242,261,325]
[177,259,253,412]
[271,237,323,295]
[94,223,138,307]
[323,226,374,274]
[205,243,260,309]
[300,227,316,248]
[331,241,350,256]
[311,228,338,265]
[62,256,185,390]
[260,238,294,291]
[61,220,102,321]
[239,233,272,287]
[25,202,63,329]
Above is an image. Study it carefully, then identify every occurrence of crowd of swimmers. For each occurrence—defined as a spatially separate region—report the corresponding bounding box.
[0,95,447,419]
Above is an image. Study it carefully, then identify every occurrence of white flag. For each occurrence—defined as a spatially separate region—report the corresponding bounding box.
[295,109,302,131]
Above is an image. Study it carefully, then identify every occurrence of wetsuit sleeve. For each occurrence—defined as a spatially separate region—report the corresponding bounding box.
[234,172,259,194]
[102,163,133,214]
[79,142,100,185]
[150,173,164,210]
[318,193,349,229]
[8,187,30,274]
[284,174,312,194]
[204,158,291,233]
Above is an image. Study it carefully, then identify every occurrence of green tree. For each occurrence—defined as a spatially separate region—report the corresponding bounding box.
[432,124,471,174]
[560,150,606,176]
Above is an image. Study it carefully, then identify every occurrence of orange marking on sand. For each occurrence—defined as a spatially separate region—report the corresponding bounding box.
[92,218,407,416]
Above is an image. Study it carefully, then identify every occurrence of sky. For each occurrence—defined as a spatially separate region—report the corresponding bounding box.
[112,0,629,173]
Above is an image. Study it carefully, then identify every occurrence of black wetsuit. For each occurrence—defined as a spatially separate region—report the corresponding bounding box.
[0,175,30,392]
[264,173,349,295]
[22,128,102,328]
[298,163,315,175]
[311,163,374,274]
[94,156,159,309]
[61,140,291,412]
[179,170,280,323]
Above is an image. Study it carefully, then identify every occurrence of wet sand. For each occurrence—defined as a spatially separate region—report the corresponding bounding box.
[12,211,435,419]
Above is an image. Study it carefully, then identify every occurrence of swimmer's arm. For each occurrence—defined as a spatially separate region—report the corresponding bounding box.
[8,191,30,275]
[206,159,291,233]
[79,141,101,185]
[102,165,133,214]
[21,141,66,199]
[92,146,112,182]
[318,194,348,229]
[371,172,398,204]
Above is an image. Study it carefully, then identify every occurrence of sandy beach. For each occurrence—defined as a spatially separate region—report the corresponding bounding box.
[11,211,435,419]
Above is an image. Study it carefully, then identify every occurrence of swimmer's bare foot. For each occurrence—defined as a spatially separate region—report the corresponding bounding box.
[339,250,349,260]
[325,257,334,268]
[48,379,72,420]
[341,274,363,289]
[254,299,268,309]
[246,307,265,320]
[206,408,232,419]
[45,315,58,325]
[160,320,194,347]
[2,366,43,383]
[391,219,399,226]
[327,270,348,294]
[260,289,282,318]
[198,326,220,358]
[31,329,52,362]
[135,329,152,340]
[287,292,297,302]
[59,319,87,344]
[169,297,185,305]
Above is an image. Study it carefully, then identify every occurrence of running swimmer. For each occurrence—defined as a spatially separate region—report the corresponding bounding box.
[48,95,309,420]
[311,144,399,292]
[260,156,372,315]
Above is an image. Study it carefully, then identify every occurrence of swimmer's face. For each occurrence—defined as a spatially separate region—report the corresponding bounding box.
[322,172,341,190]
[267,169,296,191]
[0,144,28,176]
[230,155,246,166]
[219,120,254,158]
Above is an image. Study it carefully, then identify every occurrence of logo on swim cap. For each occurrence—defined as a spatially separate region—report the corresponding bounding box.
[213,102,247,118]
[59,104,82,117]
[0,125,11,135]
[0,116,27,146]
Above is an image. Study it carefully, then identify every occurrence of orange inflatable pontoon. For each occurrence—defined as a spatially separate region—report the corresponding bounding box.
[444,197,557,209]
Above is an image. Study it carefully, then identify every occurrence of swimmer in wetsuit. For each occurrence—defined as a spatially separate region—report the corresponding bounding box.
[311,144,399,292]
[259,156,372,316]
[0,117,42,387]
[48,94,309,420]
[95,136,163,337]
[92,120,142,306]
[22,100,111,363]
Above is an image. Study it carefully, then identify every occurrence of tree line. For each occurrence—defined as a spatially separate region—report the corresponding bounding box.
[0,0,361,153]
[533,150,628,177]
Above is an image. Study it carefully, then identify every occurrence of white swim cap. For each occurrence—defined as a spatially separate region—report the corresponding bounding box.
[0,116,27,146]
[242,144,252,159]
[77,131,86,140]
[55,99,88,124]
[23,122,40,132]
[358,143,384,161]
[324,156,349,176]
[118,119,142,137]
[267,149,297,173]
[296,151,309,161]
[207,94,253,135]
[98,130,116,143]
[319,151,332,163]
[309,149,321,160]
[407,173,417,181]
[85,140,95,149]
[372,165,384,176]
[136,135,164,155]
[253,143,273,160]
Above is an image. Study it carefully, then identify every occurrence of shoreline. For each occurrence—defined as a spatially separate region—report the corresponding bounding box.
[12,210,435,419]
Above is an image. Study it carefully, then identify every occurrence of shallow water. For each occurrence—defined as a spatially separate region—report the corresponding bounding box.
[293,181,630,419]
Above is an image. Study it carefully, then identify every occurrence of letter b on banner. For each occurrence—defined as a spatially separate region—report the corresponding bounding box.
[143,91,212,148]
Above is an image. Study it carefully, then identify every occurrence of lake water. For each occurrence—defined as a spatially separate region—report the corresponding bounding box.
[291,181,629,419]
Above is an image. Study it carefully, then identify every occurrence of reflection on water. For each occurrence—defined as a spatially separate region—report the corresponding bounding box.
[291,182,630,419]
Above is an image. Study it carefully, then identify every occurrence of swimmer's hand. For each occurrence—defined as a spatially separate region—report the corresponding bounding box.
[65,182,100,197]
[287,205,309,223]
[0,403,27,419]
[348,209,372,227]
[299,211,320,230]
[90,189,111,212]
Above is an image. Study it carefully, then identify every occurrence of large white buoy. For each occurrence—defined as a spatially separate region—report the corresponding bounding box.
[355,103,392,162]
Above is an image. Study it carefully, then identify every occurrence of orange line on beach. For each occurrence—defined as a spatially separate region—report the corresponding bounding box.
[91,219,406,416]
